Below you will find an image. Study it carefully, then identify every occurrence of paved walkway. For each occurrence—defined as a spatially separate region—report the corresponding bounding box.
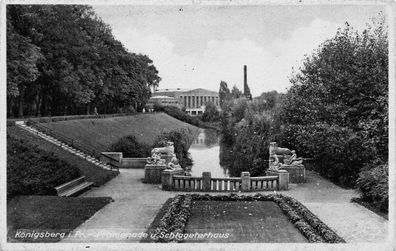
[62,169,388,243]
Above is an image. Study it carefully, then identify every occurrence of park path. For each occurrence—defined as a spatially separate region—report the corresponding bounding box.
[62,169,388,243]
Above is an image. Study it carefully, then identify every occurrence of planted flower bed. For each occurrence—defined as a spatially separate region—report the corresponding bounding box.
[145,193,345,243]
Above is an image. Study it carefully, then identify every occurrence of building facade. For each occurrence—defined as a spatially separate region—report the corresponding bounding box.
[152,88,219,116]
[145,95,181,112]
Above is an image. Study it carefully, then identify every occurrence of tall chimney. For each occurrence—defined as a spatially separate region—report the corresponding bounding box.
[243,65,252,100]
[244,65,247,87]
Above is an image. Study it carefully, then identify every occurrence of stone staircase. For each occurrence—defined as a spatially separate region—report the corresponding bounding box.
[15,121,114,171]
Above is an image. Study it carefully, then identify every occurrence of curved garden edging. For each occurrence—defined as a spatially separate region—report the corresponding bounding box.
[145,193,345,243]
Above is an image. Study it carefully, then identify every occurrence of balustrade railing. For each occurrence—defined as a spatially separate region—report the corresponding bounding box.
[165,171,287,192]
[250,176,278,191]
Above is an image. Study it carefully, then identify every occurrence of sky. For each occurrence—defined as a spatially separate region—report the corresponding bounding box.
[93,4,385,96]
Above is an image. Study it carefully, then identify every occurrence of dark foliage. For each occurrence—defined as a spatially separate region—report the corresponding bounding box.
[7,134,81,198]
[154,105,203,127]
[201,101,220,122]
[109,135,151,158]
[356,163,388,212]
[154,128,195,168]
[7,5,160,118]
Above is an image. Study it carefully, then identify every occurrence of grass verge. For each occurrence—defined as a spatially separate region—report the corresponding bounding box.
[7,196,112,242]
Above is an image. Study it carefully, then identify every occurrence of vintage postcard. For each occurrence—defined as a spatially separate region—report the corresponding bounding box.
[1,0,395,250]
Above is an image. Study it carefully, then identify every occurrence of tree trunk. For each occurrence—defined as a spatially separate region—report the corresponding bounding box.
[86,103,91,115]
[18,86,25,118]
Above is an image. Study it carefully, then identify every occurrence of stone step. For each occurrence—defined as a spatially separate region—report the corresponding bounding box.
[17,124,112,171]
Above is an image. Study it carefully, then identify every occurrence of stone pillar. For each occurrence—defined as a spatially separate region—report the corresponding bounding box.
[202,172,211,191]
[277,170,289,190]
[161,169,174,190]
[241,172,251,191]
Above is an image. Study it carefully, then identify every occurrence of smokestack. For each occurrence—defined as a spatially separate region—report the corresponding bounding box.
[244,65,247,87]
[243,65,252,100]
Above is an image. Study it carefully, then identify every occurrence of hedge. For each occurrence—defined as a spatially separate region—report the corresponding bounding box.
[355,163,388,212]
[147,193,345,243]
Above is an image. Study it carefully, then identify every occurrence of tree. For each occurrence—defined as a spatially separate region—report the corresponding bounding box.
[218,80,231,107]
[231,85,243,99]
[202,101,219,122]
[276,13,388,186]
[6,5,161,117]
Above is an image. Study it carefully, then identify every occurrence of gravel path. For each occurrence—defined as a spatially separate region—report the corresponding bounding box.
[62,169,388,243]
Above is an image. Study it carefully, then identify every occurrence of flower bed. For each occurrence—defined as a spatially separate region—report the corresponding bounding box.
[147,193,345,243]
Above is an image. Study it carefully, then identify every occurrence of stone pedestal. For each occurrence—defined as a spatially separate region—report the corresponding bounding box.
[277,170,289,190]
[280,165,305,183]
[144,164,166,184]
[265,169,289,190]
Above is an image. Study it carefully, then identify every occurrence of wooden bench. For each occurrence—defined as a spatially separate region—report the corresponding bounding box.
[55,176,94,197]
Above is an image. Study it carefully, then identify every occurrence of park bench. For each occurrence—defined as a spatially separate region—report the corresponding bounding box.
[55,176,94,197]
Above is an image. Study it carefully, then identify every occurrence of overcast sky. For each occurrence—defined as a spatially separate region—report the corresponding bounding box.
[93,4,385,96]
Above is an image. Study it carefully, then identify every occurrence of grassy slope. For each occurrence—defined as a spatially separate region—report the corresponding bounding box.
[7,196,112,242]
[43,113,199,150]
[7,126,117,186]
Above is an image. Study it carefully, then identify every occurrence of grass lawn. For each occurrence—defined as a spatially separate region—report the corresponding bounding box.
[7,126,117,186]
[7,196,112,242]
[42,113,199,151]
[184,200,308,243]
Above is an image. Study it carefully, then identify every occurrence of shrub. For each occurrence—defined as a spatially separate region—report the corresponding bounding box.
[275,123,373,187]
[154,105,203,127]
[154,128,195,167]
[7,134,81,198]
[109,135,151,158]
[356,163,388,212]
[202,101,220,122]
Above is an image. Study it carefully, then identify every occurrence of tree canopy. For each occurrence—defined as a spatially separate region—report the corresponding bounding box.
[7,5,161,117]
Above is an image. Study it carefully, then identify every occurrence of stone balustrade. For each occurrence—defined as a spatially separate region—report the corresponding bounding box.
[161,171,289,192]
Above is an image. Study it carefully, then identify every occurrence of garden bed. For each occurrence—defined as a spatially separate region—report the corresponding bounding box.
[144,193,345,243]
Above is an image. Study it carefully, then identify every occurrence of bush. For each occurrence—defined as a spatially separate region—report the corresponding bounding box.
[275,123,373,187]
[154,128,195,168]
[356,163,388,212]
[109,135,151,158]
[7,134,81,198]
[23,112,137,125]
[154,105,203,127]
[202,101,220,122]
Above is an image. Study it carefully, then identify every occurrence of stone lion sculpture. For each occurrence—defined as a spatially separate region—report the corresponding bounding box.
[269,142,303,168]
[146,149,165,165]
[166,156,182,170]
[151,141,175,156]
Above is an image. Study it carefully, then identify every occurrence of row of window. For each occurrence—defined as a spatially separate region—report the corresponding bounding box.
[180,95,219,108]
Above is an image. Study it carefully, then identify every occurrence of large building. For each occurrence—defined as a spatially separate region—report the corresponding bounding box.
[145,95,181,112]
[152,88,219,116]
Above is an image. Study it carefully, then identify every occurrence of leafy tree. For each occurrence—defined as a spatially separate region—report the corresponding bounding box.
[218,80,231,107]
[6,5,161,117]
[231,85,243,99]
[277,13,388,186]
[202,101,219,122]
